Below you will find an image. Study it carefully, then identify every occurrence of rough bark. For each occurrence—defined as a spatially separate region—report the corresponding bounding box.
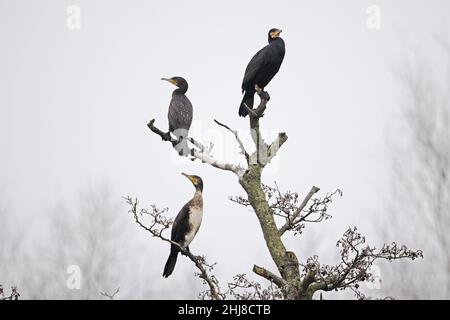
[237,91,301,299]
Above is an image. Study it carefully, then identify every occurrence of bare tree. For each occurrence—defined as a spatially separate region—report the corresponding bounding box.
[133,87,422,300]
[20,185,147,299]
[381,36,450,299]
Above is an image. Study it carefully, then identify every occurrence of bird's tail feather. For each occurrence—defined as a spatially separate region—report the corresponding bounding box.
[163,249,179,278]
[239,92,254,117]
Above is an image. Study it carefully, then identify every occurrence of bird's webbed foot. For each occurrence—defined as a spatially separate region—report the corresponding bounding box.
[181,246,191,256]
[254,85,270,101]
[260,90,270,101]
[163,131,172,141]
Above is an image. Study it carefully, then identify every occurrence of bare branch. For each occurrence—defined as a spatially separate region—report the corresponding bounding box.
[229,194,251,207]
[226,274,283,300]
[232,183,339,235]
[265,132,288,166]
[214,119,250,163]
[279,186,320,235]
[147,119,177,144]
[247,91,272,165]
[188,136,207,152]
[147,119,244,176]
[0,285,20,300]
[253,264,286,288]
[251,87,270,118]
[300,227,423,299]
[100,287,120,300]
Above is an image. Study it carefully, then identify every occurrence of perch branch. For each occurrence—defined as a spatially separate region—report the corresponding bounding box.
[147,119,244,176]
[147,119,176,144]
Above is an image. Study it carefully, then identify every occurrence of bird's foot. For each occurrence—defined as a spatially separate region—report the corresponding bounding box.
[162,131,172,141]
[254,86,270,101]
[181,246,191,256]
[260,90,270,101]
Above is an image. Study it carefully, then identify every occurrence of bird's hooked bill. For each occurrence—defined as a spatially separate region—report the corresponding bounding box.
[181,172,191,179]
[181,172,196,184]
[272,29,282,37]
[161,77,177,85]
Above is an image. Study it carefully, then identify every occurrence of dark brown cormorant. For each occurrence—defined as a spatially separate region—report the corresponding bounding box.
[163,173,204,278]
[239,28,285,117]
[161,77,193,156]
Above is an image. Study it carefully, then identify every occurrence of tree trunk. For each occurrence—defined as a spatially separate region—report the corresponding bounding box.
[239,164,302,300]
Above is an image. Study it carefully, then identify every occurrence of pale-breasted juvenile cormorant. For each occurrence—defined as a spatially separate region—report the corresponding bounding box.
[163,173,204,278]
[239,28,285,117]
[161,77,193,156]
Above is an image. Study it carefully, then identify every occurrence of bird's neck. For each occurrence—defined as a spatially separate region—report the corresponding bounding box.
[269,37,284,45]
[173,85,188,95]
[194,188,203,199]
[192,189,203,207]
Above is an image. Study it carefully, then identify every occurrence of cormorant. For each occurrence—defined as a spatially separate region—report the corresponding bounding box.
[239,28,285,117]
[163,173,204,278]
[161,76,193,156]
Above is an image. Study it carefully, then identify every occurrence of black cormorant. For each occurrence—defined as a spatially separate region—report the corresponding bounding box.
[161,76,193,156]
[163,173,204,278]
[239,28,285,117]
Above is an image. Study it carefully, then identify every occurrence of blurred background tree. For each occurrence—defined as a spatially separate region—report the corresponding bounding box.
[380,36,450,299]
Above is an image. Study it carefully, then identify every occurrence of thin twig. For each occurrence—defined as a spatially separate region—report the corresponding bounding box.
[100,287,120,300]
[214,119,249,163]
[278,186,320,236]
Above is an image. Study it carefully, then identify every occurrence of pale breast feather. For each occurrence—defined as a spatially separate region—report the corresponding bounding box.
[183,206,203,247]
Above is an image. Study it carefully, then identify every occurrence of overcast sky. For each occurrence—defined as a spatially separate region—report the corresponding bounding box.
[1,0,449,299]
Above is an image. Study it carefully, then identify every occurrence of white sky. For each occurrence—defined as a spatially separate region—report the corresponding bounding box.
[1,0,449,298]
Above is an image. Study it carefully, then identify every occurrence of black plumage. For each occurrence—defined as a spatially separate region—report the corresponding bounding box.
[163,173,204,278]
[239,28,285,117]
[162,76,193,156]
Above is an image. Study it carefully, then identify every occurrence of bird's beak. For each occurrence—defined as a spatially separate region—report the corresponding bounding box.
[182,172,196,184]
[271,29,282,38]
[161,77,177,86]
